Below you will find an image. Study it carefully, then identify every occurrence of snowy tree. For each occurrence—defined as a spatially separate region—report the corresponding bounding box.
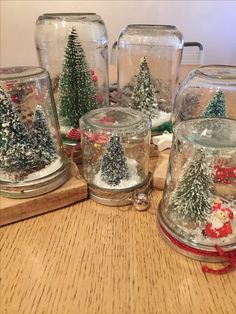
[101,135,129,186]
[0,85,38,173]
[31,105,57,165]
[169,149,214,225]
[58,27,98,129]
[129,56,158,118]
[203,90,226,118]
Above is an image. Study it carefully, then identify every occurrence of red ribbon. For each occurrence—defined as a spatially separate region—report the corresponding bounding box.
[160,224,236,275]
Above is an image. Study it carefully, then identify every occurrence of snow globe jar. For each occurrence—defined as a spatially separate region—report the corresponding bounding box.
[158,118,236,262]
[0,66,69,198]
[117,25,183,133]
[80,107,151,205]
[35,13,109,147]
[173,65,236,125]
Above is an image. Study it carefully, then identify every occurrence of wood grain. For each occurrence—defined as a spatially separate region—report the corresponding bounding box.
[0,175,87,226]
[0,191,235,314]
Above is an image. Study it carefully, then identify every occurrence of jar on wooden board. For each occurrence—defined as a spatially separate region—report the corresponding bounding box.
[0,66,69,198]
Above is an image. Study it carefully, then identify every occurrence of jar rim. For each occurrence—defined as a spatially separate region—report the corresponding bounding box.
[38,13,97,19]
[0,66,47,80]
[196,65,236,80]
[127,24,177,30]
[80,107,151,131]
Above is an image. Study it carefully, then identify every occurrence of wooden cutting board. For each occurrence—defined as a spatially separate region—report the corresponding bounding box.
[0,170,87,227]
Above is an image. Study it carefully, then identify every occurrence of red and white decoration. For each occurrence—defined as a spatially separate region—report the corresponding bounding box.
[205,202,234,238]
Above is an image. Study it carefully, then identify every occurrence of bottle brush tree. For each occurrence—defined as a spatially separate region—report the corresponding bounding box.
[203,90,226,118]
[101,135,129,186]
[0,85,38,174]
[169,149,214,225]
[58,27,98,129]
[31,105,57,166]
[129,56,158,118]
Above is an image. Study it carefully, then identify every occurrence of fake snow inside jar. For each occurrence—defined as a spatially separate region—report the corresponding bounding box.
[0,67,69,198]
[80,107,151,205]
[158,118,236,262]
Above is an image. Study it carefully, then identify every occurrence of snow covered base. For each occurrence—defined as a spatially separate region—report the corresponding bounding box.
[93,158,142,190]
[0,157,64,183]
[151,110,171,129]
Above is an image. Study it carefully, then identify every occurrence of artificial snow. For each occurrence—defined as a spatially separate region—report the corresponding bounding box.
[0,157,64,182]
[151,110,171,128]
[93,158,142,189]
[25,157,63,181]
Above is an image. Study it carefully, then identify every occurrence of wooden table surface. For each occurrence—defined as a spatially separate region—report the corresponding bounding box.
[1,189,236,314]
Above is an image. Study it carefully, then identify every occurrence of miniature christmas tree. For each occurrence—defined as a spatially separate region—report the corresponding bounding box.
[101,135,129,186]
[129,57,158,118]
[31,105,57,165]
[0,85,38,173]
[58,27,98,129]
[203,90,226,118]
[169,149,214,225]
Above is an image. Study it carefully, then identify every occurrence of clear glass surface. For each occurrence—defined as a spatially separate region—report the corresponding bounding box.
[35,13,109,111]
[173,65,236,124]
[80,107,151,190]
[117,24,183,130]
[158,118,236,258]
[0,66,69,198]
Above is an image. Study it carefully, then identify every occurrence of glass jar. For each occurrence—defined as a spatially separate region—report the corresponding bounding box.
[35,13,109,145]
[80,107,151,205]
[173,65,236,125]
[0,66,69,198]
[117,24,183,133]
[158,118,236,261]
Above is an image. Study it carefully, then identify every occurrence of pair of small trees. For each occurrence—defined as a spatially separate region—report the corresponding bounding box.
[0,86,56,174]
[58,27,98,129]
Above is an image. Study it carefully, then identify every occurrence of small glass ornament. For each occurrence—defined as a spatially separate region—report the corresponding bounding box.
[158,118,236,262]
[0,66,69,198]
[117,24,183,133]
[173,65,236,124]
[35,13,109,146]
[80,107,151,205]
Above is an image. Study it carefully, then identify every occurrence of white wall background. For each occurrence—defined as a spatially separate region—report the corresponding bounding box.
[1,0,236,67]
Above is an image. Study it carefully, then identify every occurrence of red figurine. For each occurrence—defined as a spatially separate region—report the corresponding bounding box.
[205,202,234,238]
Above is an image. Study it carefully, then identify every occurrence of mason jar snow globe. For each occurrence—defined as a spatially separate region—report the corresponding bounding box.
[35,13,109,148]
[80,107,151,205]
[158,117,236,262]
[117,25,183,134]
[0,66,69,198]
[173,65,236,125]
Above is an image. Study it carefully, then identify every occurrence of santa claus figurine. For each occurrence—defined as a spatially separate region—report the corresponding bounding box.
[204,202,234,238]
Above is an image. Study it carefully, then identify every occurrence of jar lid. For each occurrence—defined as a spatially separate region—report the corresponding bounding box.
[81,107,151,133]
